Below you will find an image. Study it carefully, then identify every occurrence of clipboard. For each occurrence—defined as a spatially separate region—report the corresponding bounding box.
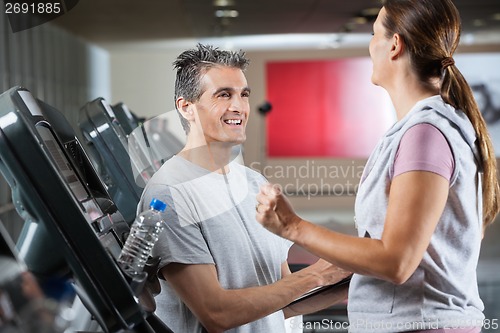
[288,275,352,307]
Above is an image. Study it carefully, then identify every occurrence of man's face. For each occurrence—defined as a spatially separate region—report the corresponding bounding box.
[191,66,251,146]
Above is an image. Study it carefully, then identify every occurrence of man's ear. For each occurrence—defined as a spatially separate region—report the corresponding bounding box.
[390,33,404,60]
[176,97,194,121]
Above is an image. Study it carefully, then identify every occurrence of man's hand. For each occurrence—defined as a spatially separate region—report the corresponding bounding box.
[283,259,351,318]
[303,258,352,287]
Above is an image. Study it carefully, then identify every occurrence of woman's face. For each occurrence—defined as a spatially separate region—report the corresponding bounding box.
[369,7,393,88]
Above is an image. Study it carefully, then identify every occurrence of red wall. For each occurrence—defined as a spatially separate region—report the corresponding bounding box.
[266,57,393,158]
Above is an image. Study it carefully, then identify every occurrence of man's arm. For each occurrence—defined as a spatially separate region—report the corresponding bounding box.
[160,259,350,333]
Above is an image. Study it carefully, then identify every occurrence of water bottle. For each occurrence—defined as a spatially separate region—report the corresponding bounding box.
[118,198,167,275]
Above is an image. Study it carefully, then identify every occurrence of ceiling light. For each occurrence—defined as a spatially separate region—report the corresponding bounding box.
[473,19,486,27]
[360,7,380,17]
[213,0,235,7]
[215,9,239,18]
[352,17,368,25]
[355,7,380,24]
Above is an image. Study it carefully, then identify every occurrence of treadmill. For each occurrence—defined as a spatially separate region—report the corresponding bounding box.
[111,102,141,136]
[78,98,143,224]
[0,86,173,333]
[78,98,184,224]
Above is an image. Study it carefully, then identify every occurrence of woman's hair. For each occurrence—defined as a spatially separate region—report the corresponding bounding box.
[173,43,250,134]
[382,0,500,227]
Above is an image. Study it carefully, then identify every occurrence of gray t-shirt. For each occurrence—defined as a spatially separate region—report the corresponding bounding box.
[138,155,291,333]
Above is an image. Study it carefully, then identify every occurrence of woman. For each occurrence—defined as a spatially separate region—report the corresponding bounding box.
[256,0,500,332]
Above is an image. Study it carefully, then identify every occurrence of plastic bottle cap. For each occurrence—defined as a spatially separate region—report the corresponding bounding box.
[149,198,167,212]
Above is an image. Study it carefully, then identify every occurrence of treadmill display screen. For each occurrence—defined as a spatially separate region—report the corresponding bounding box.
[36,125,89,202]
[36,125,104,221]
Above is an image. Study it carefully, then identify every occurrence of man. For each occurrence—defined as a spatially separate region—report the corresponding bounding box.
[138,44,350,333]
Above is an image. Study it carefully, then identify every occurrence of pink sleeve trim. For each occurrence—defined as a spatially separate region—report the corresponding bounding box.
[393,123,455,181]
